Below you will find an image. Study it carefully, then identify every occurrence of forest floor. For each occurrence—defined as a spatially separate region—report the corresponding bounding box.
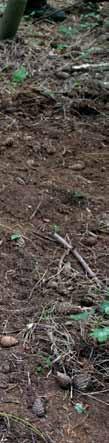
[0,1,108,442]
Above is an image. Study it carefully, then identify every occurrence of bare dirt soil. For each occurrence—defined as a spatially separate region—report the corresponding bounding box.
[0,2,109,442]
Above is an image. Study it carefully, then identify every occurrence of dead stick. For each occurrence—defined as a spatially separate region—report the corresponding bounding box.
[53,233,100,286]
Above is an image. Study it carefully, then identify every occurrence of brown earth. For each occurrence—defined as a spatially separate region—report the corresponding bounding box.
[0,2,109,443]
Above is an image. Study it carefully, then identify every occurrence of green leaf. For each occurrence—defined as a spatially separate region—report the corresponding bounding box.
[11,233,21,241]
[12,67,29,84]
[56,43,69,50]
[51,42,68,50]
[59,25,78,37]
[43,356,52,369]
[80,51,90,60]
[35,365,44,374]
[52,224,60,233]
[69,309,95,321]
[74,403,86,414]
[90,327,109,342]
[99,301,109,315]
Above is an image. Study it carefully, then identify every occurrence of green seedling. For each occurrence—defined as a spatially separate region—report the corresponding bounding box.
[74,403,86,414]
[59,25,78,37]
[11,232,21,241]
[67,191,87,207]
[12,67,29,84]
[90,327,109,343]
[35,365,44,375]
[35,355,52,374]
[69,309,95,322]
[43,355,52,369]
[99,301,109,316]
[52,224,60,234]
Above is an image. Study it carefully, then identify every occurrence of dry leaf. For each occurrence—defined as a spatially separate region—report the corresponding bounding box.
[0,335,18,347]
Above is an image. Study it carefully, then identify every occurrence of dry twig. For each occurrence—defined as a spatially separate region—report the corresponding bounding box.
[53,232,100,286]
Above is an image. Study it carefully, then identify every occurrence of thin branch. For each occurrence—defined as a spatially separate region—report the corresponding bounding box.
[71,62,109,72]
[79,391,109,406]
[59,62,109,74]
[53,232,100,286]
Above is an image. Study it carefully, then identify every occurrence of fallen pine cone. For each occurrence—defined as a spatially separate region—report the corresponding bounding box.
[56,371,71,389]
[73,371,92,391]
[32,397,46,417]
[0,335,18,347]
[56,302,83,315]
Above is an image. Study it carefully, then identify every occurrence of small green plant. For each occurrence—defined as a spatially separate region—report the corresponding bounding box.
[99,301,109,316]
[12,67,29,84]
[36,365,44,375]
[43,355,52,369]
[59,25,78,37]
[90,327,109,343]
[79,49,92,60]
[11,232,21,241]
[68,300,109,344]
[68,191,87,207]
[52,224,60,234]
[35,354,52,375]
[69,309,95,322]
[51,42,69,51]
[74,403,86,414]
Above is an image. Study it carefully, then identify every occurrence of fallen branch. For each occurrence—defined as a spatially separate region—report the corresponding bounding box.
[61,62,109,74]
[72,62,109,72]
[53,232,100,286]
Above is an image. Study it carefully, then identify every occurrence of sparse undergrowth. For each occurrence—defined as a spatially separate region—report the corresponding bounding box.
[0,1,108,443]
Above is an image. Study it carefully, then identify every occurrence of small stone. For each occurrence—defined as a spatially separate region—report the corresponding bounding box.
[69,161,85,171]
[48,50,56,60]
[27,158,35,167]
[62,64,72,73]
[43,218,50,223]
[16,177,25,185]
[56,71,70,79]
